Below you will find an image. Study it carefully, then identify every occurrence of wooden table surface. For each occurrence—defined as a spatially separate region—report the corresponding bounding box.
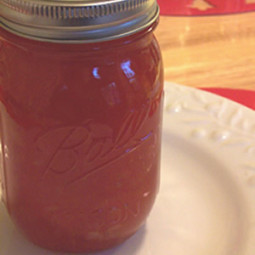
[155,12,255,90]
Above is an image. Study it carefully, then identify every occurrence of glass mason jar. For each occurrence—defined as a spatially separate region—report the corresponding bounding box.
[0,0,163,253]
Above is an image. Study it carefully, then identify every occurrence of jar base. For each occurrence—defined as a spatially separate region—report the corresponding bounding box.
[25,227,144,254]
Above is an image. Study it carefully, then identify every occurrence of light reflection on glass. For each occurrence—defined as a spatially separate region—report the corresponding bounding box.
[108,82,116,89]
[4,144,8,159]
[140,132,152,141]
[60,84,68,92]
[125,132,152,153]
[101,82,121,106]
[121,60,135,79]
[92,67,101,79]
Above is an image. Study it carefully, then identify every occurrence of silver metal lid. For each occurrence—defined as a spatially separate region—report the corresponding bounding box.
[0,0,159,43]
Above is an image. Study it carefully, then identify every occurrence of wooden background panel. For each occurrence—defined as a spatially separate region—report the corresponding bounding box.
[155,12,255,90]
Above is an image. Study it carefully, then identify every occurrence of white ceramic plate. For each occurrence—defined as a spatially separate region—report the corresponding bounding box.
[1,82,255,255]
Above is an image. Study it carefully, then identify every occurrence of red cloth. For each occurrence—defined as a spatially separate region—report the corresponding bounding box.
[201,88,255,110]
[158,0,255,16]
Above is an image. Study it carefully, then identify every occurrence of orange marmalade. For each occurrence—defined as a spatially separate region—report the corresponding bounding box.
[0,0,163,252]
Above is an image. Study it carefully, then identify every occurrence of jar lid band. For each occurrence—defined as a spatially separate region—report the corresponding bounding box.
[0,0,159,43]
